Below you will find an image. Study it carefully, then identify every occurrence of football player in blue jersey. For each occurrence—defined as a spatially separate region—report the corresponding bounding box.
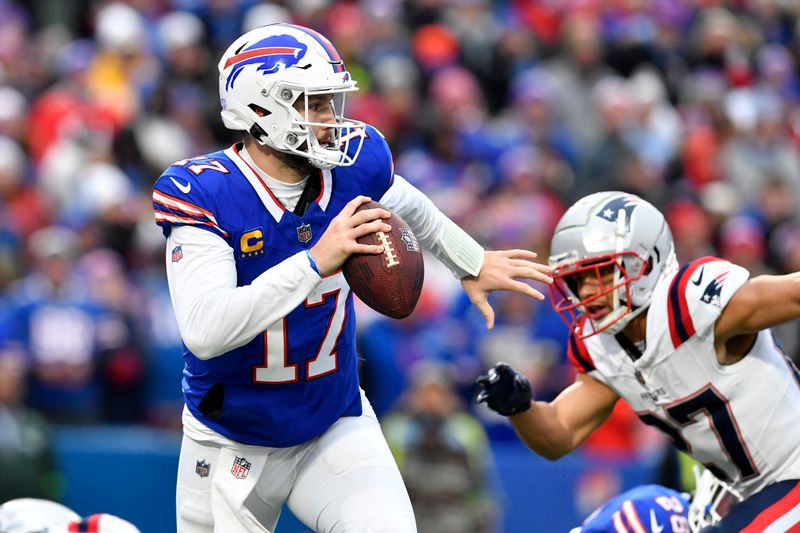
[571,484,691,533]
[571,466,745,533]
[152,23,553,533]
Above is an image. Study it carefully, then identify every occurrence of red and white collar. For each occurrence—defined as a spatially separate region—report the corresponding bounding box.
[226,144,333,222]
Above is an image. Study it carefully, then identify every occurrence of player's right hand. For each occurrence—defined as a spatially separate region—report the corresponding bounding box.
[475,362,533,416]
[309,196,391,276]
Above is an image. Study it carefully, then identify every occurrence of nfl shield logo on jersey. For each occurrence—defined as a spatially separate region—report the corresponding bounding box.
[171,245,183,262]
[296,223,312,243]
[195,459,210,478]
[231,456,251,479]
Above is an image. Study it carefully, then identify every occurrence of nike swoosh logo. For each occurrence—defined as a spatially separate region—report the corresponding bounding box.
[691,266,705,286]
[650,510,664,533]
[170,177,191,194]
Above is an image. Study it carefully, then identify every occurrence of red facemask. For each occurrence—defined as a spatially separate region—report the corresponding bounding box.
[549,251,647,338]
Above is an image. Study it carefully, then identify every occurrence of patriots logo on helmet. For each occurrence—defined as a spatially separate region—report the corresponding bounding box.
[701,271,729,307]
[224,34,308,90]
[596,195,641,231]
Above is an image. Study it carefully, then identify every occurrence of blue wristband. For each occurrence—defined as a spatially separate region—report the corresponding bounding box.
[305,250,320,276]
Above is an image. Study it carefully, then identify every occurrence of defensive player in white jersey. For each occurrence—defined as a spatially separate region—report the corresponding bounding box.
[154,23,552,533]
[476,191,800,532]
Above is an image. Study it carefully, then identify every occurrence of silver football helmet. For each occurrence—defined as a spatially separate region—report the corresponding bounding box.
[688,466,743,532]
[548,191,677,337]
[218,23,364,169]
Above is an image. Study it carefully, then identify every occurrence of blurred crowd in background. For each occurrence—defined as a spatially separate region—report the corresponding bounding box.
[2,0,800,528]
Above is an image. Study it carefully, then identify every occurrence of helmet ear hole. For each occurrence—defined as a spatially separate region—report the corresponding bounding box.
[247,105,271,142]
[248,104,271,117]
[643,258,653,275]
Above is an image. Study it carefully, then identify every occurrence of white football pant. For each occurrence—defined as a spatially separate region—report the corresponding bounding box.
[176,391,416,532]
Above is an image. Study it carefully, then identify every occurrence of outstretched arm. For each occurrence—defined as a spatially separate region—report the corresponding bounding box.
[715,273,800,342]
[477,364,619,460]
[380,175,552,329]
[461,250,552,329]
[512,374,619,460]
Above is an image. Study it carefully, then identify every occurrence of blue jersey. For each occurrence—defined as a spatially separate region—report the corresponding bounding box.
[153,126,393,447]
[578,485,690,533]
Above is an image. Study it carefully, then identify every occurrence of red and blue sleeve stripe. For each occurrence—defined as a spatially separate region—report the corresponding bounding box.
[667,256,718,349]
[621,499,646,533]
[286,24,345,72]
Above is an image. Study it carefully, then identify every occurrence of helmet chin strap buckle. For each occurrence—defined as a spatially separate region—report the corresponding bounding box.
[249,123,268,143]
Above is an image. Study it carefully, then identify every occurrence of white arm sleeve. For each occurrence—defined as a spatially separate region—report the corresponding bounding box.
[380,175,484,278]
[166,225,322,360]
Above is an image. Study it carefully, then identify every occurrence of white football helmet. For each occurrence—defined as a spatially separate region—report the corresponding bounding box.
[688,466,743,532]
[0,498,79,533]
[548,191,678,337]
[46,514,140,533]
[218,23,364,169]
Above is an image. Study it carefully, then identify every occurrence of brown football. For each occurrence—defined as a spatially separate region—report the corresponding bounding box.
[342,201,424,319]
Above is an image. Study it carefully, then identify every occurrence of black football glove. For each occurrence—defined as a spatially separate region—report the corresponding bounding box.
[475,362,533,416]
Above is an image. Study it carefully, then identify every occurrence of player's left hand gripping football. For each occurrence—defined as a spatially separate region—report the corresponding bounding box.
[461,250,553,329]
[475,362,533,416]
[309,196,391,276]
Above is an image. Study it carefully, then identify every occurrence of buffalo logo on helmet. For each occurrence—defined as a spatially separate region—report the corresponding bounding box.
[224,34,308,90]
[595,195,641,231]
